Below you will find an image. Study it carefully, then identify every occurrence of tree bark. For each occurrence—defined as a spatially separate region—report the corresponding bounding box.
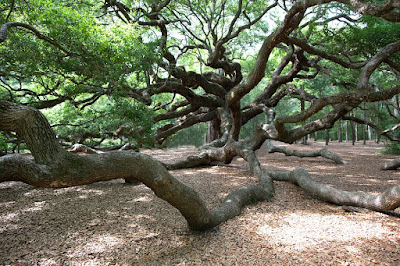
[265,140,347,164]
[0,100,274,231]
[351,120,356,145]
[269,168,400,211]
[381,158,400,170]
[1,100,400,233]
[337,120,342,142]
[325,129,330,145]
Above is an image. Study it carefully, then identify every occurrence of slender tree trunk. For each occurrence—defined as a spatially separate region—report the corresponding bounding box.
[206,119,222,143]
[337,120,342,143]
[363,108,367,145]
[0,100,276,231]
[355,123,358,142]
[363,124,366,145]
[368,124,372,140]
[375,102,382,144]
[325,129,330,146]
[376,117,381,143]
[393,95,399,117]
[229,102,241,142]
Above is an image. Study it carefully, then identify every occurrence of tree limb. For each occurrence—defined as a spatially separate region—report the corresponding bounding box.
[269,168,400,211]
[265,140,347,164]
[382,158,400,170]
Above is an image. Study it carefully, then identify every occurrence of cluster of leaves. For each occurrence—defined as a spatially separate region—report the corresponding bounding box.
[44,96,154,147]
[1,0,160,146]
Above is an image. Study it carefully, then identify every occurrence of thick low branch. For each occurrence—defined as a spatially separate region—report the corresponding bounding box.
[381,158,400,170]
[156,109,217,144]
[265,140,347,164]
[0,100,274,231]
[269,168,400,211]
[153,104,197,123]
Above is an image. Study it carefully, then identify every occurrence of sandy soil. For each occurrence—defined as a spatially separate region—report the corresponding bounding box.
[0,141,399,265]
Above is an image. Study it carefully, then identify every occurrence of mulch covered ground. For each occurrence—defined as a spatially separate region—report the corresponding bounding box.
[1,141,399,265]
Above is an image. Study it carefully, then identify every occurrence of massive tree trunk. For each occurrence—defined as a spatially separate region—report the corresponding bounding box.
[0,100,274,231]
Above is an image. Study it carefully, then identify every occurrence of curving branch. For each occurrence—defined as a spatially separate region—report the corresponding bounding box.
[226,0,333,107]
[277,85,400,125]
[285,37,366,69]
[155,109,217,144]
[265,140,347,164]
[269,168,400,211]
[0,99,274,231]
[337,0,400,23]
[154,81,225,107]
[0,22,77,56]
[382,158,400,170]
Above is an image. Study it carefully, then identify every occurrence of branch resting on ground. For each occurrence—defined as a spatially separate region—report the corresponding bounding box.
[382,158,400,170]
[268,168,400,211]
[265,140,347,164]
[1,100,399,234]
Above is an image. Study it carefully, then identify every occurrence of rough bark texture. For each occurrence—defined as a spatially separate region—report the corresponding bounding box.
[0,100,274,231]
[265,140,347,164]
[382,158,400,170]
[1,99,400,233]
[269,168,400,211]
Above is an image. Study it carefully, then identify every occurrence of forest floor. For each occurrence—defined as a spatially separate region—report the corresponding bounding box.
[1,141,400,265]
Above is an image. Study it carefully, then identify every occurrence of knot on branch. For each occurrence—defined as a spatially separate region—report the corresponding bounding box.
[261,124,278,139]
[262,106,276,125]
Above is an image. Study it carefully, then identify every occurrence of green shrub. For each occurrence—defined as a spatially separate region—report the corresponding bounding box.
[383,142,400,155]
[0,133,8,154]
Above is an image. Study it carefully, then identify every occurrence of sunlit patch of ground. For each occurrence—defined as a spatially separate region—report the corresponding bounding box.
[257,212,395,249]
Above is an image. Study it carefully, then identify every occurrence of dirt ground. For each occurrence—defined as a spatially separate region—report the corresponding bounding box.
[1,141,399,265]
